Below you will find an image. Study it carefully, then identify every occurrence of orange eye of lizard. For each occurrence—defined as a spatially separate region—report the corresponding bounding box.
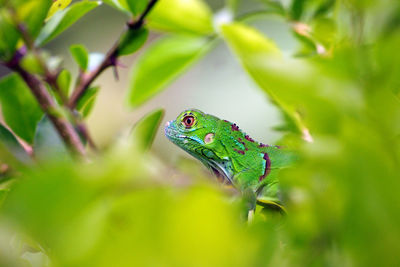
[182,115,195,128]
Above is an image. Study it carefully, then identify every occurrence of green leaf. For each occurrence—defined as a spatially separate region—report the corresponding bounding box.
[33,116,69,161]
[148,0,214,35]
[0,74,43,143]
[0,123,30,164]
[130,108,165,151]
[70,44,89,70]
[311,18,337,47]
[0,189,9,207]
[46,0,72,20]
[57,69,71,97]
[20,52,45,75]
[313,0,336,18]
[15,0,52,39]
[0,9,20,60]
[102,0,130,13]
[126,0,147,15]
[221,22,308,137]
[117,27,149,56]
[127,35,211,107]
[290,0,305,20]
[258,0,286,16]
[36,0,99,46]
[76,86,99,118]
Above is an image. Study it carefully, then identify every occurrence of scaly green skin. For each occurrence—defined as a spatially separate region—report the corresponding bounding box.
[165,109,297,212]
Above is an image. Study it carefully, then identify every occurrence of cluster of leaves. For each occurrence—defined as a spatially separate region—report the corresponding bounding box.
[0,0,400,266]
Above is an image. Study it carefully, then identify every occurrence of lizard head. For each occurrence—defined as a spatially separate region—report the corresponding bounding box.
[164,109,221,158]
[165,109,234,185]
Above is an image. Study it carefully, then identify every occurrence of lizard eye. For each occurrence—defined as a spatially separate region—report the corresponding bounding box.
[182,115,195,128]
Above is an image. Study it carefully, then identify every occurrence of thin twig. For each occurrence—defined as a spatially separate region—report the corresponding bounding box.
[68,0,159,109]
[43,66,98,150]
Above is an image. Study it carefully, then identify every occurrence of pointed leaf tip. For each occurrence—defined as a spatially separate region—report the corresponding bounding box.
[130,108,165,151]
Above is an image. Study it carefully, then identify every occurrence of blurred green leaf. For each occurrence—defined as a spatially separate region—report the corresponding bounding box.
[221,22,308,137]
[76,86,99,118]
[257,0,286,16]
[148,0,214,35]
[313,0,336,18]
[311,17,337,47]
[20,52,44,75]
[0,156,274,266]
[102,0,130,13]
[128,35,212,107]
[0,74,43,143]
[130,108,164,151]
[56,69,71,97]
[0,10,20,61]
[0,124,30,164]
[46,0,72,20]
[292,31,317,57]
[125,0,147,15]
[14,0,52,39]
[36,0,99,46]
[33,116,69,161]
[290,0,305,20]
[70,44,89,70]
[117,27,149,56]
[0,189,7,206]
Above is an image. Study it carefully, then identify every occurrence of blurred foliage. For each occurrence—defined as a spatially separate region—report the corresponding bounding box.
[0,0,400,266]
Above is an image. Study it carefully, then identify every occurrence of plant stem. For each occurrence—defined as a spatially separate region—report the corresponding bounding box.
[68,0,159,109]
[128,0,158,29]
[67,53,114,109]
[13,21,97,153]
[6,59,86,157]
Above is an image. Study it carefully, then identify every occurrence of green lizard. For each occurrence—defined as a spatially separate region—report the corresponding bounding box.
[164,109,297,218]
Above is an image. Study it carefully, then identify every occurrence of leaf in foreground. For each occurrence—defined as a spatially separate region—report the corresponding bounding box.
[130,108,165,151]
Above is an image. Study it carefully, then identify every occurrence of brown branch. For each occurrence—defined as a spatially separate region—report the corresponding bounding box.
[67,0,159,109]
[67,52,115,109]
[13,21,97,153]
[6,57,87,157]
[45,67,98,151]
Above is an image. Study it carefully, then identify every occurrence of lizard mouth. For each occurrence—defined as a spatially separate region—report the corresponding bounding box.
[164,123,186,142]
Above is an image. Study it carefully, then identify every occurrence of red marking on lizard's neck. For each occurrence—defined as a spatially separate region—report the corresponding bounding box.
[231,123,239,131]
[259,153,271,181]
[245,135,255,142]
[233,148,245,155]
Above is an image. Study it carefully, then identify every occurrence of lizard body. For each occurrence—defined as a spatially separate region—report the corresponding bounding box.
[164,109,297,213]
